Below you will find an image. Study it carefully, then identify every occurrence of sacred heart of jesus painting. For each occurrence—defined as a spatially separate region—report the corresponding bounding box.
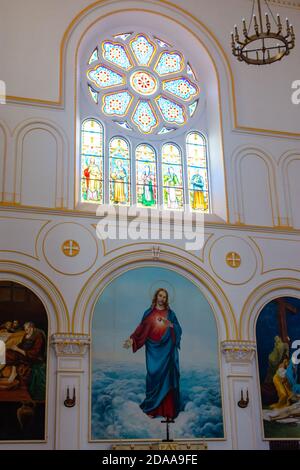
[91,267,224,441]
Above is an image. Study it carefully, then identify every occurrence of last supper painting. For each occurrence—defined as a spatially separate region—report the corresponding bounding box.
[0,281,48,441]
[91,267,224,441]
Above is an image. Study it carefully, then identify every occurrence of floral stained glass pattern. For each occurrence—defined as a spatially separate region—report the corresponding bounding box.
[102,42,133,70]
[81,120,103,203]
[130,34,156,66]
[154,52,184,76]
[103,91,133,116]
[186,132,209,212]
[130,71,157,96]
[87,65,125,89]
[136,144,157,207]
[162,144,184,210]
[163,78,198,101]
[156,97,185,125]
[86,33,200,134]
[109,138,130,205]
[132,101,158,133]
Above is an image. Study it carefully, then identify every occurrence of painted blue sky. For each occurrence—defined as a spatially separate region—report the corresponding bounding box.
[92,267,219,368]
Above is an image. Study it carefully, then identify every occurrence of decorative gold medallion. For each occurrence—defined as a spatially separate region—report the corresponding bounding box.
[62,240,80,257]
[226,252,241,268]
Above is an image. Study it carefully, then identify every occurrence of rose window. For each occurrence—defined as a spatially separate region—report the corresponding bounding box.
[86,33,200,135]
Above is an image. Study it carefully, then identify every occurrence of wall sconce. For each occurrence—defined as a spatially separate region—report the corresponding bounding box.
[64,387,76,408]
[238,389,249,408]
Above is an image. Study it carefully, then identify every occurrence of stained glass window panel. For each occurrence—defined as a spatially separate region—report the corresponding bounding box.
[130,34,156,66]
[154,52,183,76]
[136,145,157,207]
[81,120,103,203]
[186,132,209,212]
[189,101,198,117]
[103,91,133,116]
[113,33,133,41]
[88,85,98,104]
[187,63,196,80]
[87,65,125,89]
[162,144,184,210]
[163,78,198,101]
[109,138,130,205]
[156,97,185,125]
[89,48,98,64]
[102,42,132,70]
[132,100,158,134]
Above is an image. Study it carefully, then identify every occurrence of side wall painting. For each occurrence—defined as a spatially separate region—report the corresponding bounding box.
[91,267,224,441]
[0,282,48,441]
[256,297,300,439]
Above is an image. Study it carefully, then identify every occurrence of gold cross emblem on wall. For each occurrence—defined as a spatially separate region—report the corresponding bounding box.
[226,252,241,268]
[62,240,80,257]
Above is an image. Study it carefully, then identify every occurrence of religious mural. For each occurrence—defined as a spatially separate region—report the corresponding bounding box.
[256,297,300,439]
[91,267,224,441]
[0,282,47,441]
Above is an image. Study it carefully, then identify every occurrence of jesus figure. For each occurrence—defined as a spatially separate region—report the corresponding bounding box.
[123,288,182,420]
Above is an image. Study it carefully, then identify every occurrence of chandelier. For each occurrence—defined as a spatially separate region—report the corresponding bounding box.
[231,0,295,65]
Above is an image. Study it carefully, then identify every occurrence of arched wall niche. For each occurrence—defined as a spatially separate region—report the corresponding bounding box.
[0,264,67,447]
[13,119,69,209]
[231,146,279,226]
[0,261,69,333]
[239,278,300,341]
[64,2,233,221]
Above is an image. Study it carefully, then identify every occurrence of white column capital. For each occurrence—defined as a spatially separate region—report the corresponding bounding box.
[221,340,256,363]
[51,333,91,357]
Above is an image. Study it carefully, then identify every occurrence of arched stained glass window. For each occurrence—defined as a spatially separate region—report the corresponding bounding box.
[186,132,209,213]
[136,144,157,208]
[162,144,184,210]
[80,119,104,203]
[80,32,211,212]
[109,137,130,205]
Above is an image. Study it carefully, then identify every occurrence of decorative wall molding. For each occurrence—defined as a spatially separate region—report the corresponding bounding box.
[221,341,256,363]
[51,333,91,356]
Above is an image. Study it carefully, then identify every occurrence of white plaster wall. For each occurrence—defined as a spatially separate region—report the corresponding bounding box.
[20,129,57,207]
[0,0,300,132]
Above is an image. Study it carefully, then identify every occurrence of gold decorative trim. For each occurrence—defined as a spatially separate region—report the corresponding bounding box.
[2,203,300,234]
